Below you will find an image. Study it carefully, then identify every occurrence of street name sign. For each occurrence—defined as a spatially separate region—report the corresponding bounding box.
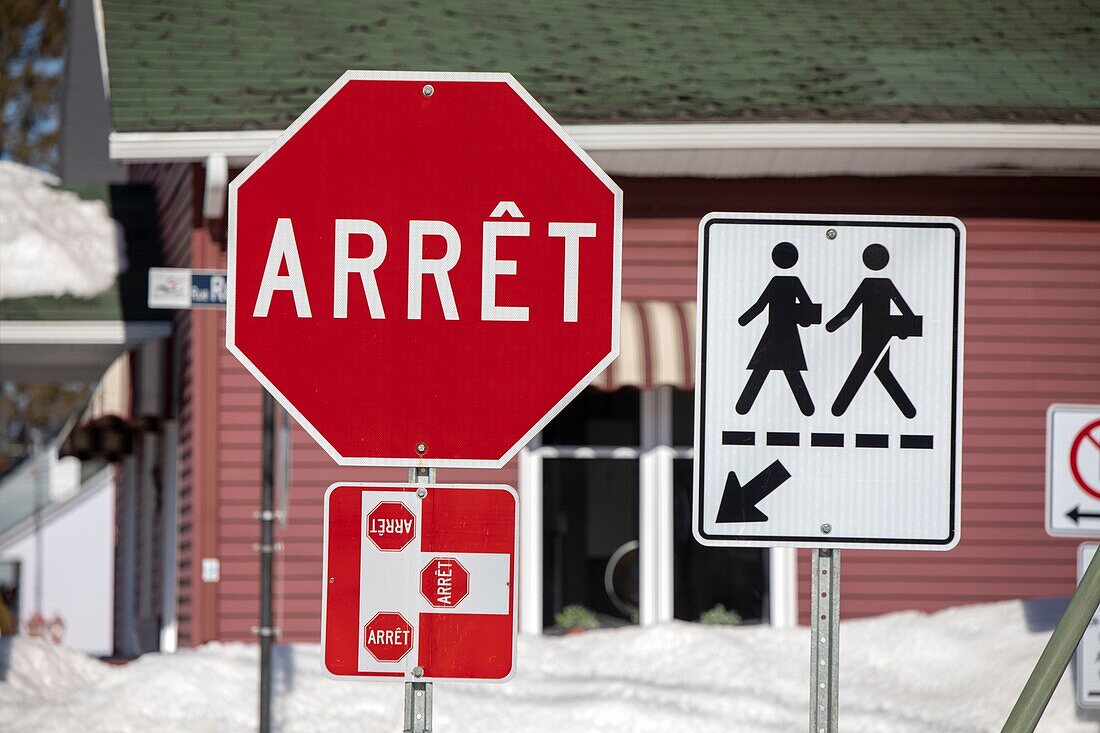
[1077,543,1100,709]
[1047,404,1100,537]
[148,267,227,309]
[227,71,621,468]
[694,213,965,550]
[322,483,518,682]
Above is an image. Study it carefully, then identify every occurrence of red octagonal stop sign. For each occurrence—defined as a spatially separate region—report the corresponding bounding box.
[366,501,416,552]
[228,71,621,468]
[420,557,470,608]
[363,611,413,662]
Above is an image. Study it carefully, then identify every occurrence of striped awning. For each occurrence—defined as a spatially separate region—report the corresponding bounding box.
[592,300,696,391]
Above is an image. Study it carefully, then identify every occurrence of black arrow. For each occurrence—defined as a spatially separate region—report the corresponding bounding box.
[1066,505,1100,524]
[716,460,791,523]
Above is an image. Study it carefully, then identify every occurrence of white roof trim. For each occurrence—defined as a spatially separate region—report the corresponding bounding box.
[109,122,1100,161]
[109,122,1100,177]
[0,320,171,345]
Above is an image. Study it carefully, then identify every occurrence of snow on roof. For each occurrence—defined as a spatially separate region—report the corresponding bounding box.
[0,161,127,300]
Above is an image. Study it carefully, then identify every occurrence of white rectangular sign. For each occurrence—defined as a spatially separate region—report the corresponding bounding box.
[1077,543,1100,709]
[694,213,964,550]
[148,267,227,309]
[1047,404,1100,537]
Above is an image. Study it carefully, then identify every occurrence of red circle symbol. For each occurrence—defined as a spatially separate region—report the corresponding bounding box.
[366,502,416,552]
[363,612,413,662]
[420,557,470,608]
[1070,419,1100,499]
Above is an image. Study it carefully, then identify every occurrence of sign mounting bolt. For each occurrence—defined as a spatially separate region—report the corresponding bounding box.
[416,442,427,455]
[416,487,427,498]
[820,523,832,534]
[422,84,434,97]
[412,666,424,678]
[826,228,837,239]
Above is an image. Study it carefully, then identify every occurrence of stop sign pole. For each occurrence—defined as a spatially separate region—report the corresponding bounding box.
[406,467,434,733]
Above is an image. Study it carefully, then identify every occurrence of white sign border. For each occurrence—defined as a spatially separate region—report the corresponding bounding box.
[226,70,623,468]
[1046,403,1100,538]
[692,212,965,551]
[320,482,519,683]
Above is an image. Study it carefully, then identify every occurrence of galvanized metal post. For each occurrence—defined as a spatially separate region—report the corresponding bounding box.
[809,548,840,733]
[404,680,433,733]
[257,391,277,733]
[1001,546,1100,733]
[405,466,435,733]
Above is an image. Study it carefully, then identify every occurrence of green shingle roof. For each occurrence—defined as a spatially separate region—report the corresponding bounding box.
[101,0,1100,132]
[0,184,168,321]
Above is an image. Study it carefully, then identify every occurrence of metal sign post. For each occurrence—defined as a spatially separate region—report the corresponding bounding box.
[809,549,840,733]
[405,466,435,733]
[257,391,279,733]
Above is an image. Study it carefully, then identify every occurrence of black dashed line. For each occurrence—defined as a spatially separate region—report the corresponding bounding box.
[811,433,844,447]
[722,431,754,445]
[766,432,799,446]
[856,434,889,448]
[900,435,934,449]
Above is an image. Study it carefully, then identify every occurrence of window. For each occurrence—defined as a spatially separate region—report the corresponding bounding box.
[542,387,640,447]
[673,458,765,623]
[540,389,640,630]
[530,386,766,632]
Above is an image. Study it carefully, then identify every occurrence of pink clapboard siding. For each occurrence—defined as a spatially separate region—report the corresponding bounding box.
[198,211,1097,640]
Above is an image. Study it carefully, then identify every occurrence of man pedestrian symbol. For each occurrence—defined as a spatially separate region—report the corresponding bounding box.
[826,243,922,418]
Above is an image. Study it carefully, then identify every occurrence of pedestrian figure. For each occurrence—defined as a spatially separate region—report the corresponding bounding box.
[736,242,820,416]
[826,243,922,418]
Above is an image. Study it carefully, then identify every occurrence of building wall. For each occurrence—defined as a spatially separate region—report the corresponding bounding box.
[130,163,218,647]
[159,169,1098,642]
[0,467,116,656]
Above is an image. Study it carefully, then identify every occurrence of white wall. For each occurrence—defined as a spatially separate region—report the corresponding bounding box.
[0,466,115,656]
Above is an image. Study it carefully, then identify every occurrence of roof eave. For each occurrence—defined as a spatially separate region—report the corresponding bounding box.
[108,122,1100,177]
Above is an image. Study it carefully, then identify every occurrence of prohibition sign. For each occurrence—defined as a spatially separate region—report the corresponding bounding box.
[1072,419,1100,499]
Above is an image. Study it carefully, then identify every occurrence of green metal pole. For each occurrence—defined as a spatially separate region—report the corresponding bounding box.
[1001,547,1100,733]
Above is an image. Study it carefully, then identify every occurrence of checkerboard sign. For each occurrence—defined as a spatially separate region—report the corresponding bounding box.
[322,483,517,681]
[694,213,965,550]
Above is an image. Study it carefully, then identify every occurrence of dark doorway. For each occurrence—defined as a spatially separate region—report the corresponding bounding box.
[673,459,766,623]
[543,458,640,630]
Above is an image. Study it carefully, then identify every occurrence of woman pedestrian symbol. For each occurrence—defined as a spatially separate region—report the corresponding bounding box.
[735,242,821,416]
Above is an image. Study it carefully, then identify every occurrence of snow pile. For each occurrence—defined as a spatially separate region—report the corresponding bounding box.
[0,637,105,701]
[1,599,1095,732]
[0,161,126,300]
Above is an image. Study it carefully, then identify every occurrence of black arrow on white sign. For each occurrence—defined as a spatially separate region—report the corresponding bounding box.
[1066,505,1100,524]
[716,460,791,523]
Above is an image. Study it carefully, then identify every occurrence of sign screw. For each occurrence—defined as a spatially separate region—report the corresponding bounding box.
[826,229,837,239]
[422,84,434,97]
[328,577,334,584]
[412,666,424,677]
[820,523,832,534]
[416,487,427,498]
[416,442,427,455]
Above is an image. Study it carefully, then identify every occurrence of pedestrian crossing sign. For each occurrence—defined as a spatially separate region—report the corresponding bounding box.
[694,213,965,550]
